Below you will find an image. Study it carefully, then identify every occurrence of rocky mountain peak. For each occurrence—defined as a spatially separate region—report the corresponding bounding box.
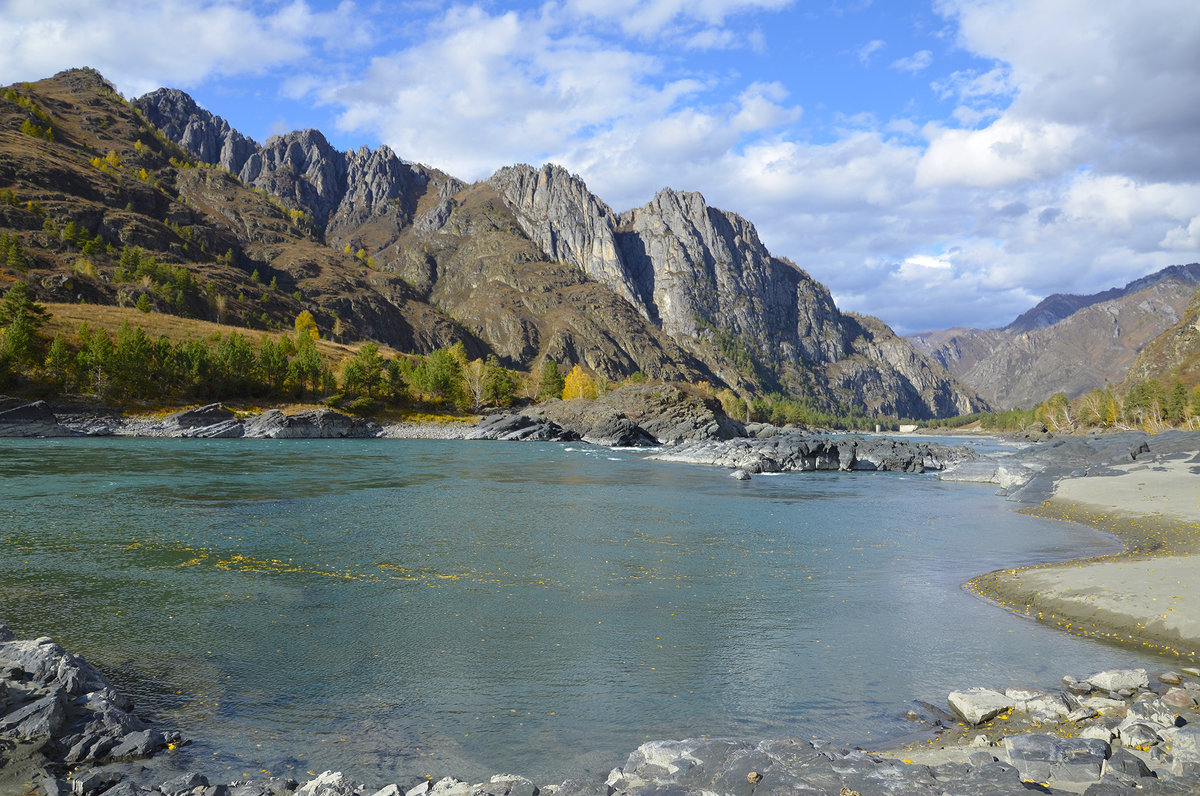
[239,128,347,227]
[487,163,646,314]
[134,88,258,175]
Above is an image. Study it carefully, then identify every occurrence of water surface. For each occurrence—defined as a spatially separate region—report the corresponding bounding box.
[0,437,1169,783]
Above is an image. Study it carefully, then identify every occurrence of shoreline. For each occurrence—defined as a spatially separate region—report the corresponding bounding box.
[968,457,1200,662]
[6,407,1200,790]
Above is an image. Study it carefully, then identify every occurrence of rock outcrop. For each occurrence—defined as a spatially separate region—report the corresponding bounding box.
[652,433,970,474]
[133,87,258,175]
[0,625,178,790]
[488,166,983,419]
[0,398,70,437]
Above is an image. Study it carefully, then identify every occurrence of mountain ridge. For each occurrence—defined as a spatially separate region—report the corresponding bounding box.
[2,68,982,419]
[909,263,1200,408]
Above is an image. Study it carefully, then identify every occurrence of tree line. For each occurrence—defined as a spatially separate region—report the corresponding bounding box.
[924,382,1200,433]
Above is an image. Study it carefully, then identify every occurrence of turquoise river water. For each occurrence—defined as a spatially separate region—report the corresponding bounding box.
[0,437,1172,784]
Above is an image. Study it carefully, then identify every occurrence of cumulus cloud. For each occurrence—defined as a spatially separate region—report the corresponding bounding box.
[2,0,1197,334]
[0,0,367,96]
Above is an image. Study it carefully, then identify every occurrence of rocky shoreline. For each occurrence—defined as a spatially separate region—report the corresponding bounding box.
[8,395,1200,792]
[5,623,1200,795]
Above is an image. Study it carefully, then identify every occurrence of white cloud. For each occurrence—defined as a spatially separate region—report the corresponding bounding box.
[0,0,367,96]
[937,0,1200,182]
[563,0,793,38]
[856,39,886,65]
[890,50,932,73]
[915,117,1084,189]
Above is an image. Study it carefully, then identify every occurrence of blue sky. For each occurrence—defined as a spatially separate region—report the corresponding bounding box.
[3,0,1199,334]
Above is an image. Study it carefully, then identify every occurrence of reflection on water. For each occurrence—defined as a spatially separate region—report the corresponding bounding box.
[0,437,1165,783]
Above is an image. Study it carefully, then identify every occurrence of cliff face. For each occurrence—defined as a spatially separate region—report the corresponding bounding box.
[910,264,1200,408]
[488,166,980,418]
[133,89,984,418]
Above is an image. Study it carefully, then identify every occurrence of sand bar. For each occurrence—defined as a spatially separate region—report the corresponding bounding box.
[971,456,1200,659]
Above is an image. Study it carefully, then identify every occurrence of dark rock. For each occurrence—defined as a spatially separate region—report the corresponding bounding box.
[465,413,577,442]
[653,433,968,474]
[1106,747,1154,779]
[242,408,378,439]
[107,729,165,760]
[0,685,66,739]
[0,400,69,437]
[1003,734,1109,787]
[171,403,235,428]
[158,772,211,796]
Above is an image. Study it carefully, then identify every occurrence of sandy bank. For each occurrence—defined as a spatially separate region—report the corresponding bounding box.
[971,456,1200,660]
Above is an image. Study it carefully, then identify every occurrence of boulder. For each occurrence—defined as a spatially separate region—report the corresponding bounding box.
[0,400,69,437]
[1002,734,1109,787]
[295,771,362,796]
[1163,688,1197,709]
[1004,687,1070,721]
[1085,668,1149,693]
[729,469,751,481]
[1117,722,1162,751]
[947,688,1013,725]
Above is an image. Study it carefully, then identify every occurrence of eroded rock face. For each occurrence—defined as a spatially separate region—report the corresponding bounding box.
[489,169,984,420]
[134,87,259,175]
[489,164,645,315]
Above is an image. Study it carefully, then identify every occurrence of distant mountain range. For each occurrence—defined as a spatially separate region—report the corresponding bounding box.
[908,264,1200,409]
[0,68,984,419]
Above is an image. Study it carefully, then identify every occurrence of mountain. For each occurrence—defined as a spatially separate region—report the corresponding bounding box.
[909,264,1200,409]
[2,68,982,419]
[1123,284,1200,388]
[134,87,982,418]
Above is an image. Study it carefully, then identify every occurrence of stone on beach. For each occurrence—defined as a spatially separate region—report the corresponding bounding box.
[1001,734,1109,787]
[947,687,1013,725]
[1087,668,1150,692]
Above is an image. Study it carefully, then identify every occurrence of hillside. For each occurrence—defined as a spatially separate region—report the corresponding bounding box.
[909,264,1200,409]
[0,68,982,419]
[1124,284,1200,389]
[133,90,983,419]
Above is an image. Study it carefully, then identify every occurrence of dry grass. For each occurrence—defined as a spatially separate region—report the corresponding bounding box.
[41,302,406,363]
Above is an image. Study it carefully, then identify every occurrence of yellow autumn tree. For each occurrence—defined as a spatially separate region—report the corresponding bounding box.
[294,309,319,341]
[562,364,597,400]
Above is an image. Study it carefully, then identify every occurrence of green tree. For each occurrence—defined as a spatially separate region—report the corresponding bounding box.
[112,321,155,398]
[215,331,257,396]
[1166,381,1188,424]
[258,336,289,394]
[288,336,322,395]
[0,281,49,365]
[484,355,518,408]
[537,359,564,401]
[135,293,152,313]
[411,347,465,408]
[342,343,387,399]
[43,332,72,387]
